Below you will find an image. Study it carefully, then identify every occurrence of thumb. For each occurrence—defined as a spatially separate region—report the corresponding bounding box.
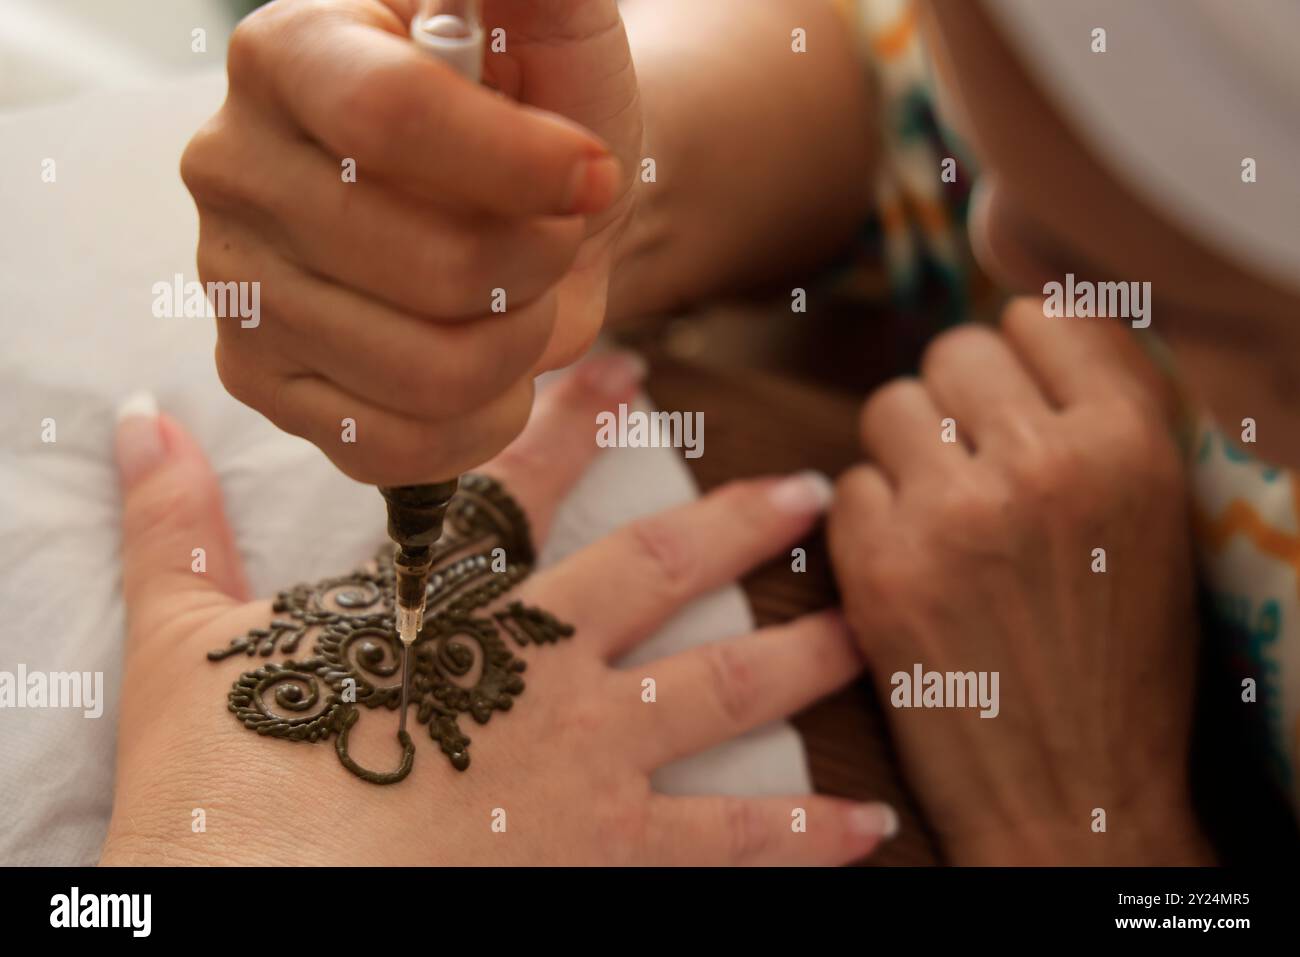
[115,394,250,638]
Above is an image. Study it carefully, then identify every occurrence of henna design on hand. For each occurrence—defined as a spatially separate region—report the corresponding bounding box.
[207,474,573,783]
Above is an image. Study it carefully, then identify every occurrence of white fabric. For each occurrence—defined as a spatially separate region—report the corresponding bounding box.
[984,0,1300,294]
[0,72,810,866]
[0,0,233,110]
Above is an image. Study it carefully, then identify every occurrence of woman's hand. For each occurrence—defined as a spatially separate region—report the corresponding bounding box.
[181,0,642,486]
[828,300,1214,865]
[102,353,894,866]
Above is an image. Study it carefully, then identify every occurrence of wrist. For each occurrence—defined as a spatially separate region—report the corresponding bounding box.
[946,793,1214,866]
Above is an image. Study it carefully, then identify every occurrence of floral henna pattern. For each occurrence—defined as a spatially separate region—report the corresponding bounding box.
[207,473,574,783]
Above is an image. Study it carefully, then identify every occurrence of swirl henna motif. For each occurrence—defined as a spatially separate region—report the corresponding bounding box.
[208,473,574,783]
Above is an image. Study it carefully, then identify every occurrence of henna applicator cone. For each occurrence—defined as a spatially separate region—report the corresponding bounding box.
[381,0,486,738]
[380,480,460,735]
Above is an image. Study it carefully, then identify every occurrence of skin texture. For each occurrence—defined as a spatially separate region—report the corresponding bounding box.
[101,353,896,866]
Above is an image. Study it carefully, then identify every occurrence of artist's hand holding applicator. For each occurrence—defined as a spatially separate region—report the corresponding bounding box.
[181,0,641,486]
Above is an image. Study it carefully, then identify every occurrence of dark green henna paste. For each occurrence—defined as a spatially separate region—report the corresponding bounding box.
[209,473,573,783]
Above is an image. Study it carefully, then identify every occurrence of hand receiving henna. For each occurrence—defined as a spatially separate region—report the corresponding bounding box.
[102,352,893,866]
[828,300,1214,865]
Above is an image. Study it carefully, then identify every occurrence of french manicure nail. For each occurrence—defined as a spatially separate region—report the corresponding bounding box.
[768,470,834,515]
[579,350,648,396]
[849,802,900,840]
[114,391,165,486]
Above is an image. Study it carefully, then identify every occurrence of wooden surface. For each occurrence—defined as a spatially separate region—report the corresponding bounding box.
[614,299,946,865]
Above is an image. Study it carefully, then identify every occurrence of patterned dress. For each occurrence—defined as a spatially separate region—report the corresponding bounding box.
[831,0,979,323]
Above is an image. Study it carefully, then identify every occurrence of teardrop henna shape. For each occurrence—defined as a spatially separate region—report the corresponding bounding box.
[208,473,574,783]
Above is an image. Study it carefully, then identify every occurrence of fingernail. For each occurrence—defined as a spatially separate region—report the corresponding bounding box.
[578,350,648,396]
[848,802,900,840]
[114,391,165,485]
[768,470,834,515]
[565,154,621,214]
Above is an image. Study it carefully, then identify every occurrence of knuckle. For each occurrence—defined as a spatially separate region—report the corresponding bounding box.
[267,379,320,445]
[1003,430,1082,503]
[178,127,212,197]
[193,229,244,288]
[703,641,759,726]
[921,324,996,376]
[180,119,243,206]
[1098,400,1162,455]
[626,514,697,596]
[860,378,921,437]
[1097,402,1185,493]
[852,548,918,613]
[486,381,537,447]
[832,469,862,507]
[193,240,222,287]
[225,11,271,86]
[226,0,322,87]
[832,465,882,513]
[720,797,772,864]
[860,378,908,423]
[999,297,1044,336]
[832,468,873,527]
[935,473,1013,533]
[213,340,258,408]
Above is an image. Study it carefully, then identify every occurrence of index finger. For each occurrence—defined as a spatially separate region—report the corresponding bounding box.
[231,0,620,216]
